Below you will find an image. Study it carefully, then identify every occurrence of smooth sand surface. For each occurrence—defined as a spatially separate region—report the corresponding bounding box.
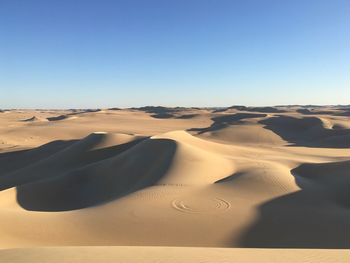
[1,246,350,263]
[0,106,350,261]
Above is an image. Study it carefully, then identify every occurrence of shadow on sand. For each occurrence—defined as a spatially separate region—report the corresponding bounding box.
[239,160,350,248]
[0,137,177,212]
[188,113,266,134]
[259,115,350,148]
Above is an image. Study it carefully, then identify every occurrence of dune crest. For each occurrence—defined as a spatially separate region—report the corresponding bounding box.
[21,116,47,122]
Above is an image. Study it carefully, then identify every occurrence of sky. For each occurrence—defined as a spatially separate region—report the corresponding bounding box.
[0,0,349,108]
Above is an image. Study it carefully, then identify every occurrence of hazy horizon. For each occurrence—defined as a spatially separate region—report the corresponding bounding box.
[1,0,349,108]
[2,103,350,111]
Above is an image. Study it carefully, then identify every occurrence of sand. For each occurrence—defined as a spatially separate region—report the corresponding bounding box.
[0,106,350,261]
[2,247,350,263]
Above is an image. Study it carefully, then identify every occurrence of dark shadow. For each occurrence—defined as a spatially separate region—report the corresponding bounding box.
[334,110,350,117]
[188,113,266,134]
[151,113,199,119]
[259,115,350,148]
[296,108,335,115]
[21,116,41,122]
[247,107,286,113]
[0,140,77,177]
[133,106,193,119]
[213,106,286,113]
[214,172,246,183]
[151,113,175,119]
[46,109,101,121]
[84,109,101,113]
[47,115,69,121]
[212,108,228,113]
[176,114,198,119]
[238,160,350,248]
[136,106,181,114]
[335,107,350,111]
[292,161,350,208]
[0,137,146,191]
[13,138,176,211]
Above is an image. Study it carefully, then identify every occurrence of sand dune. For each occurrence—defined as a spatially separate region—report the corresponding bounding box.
[0,106,350,260]
[2,131,235,211]
[259,115,350,148]
[0,132,145,191]
[20,116,47,122]
[216,105,286,113]
[47,114,80,121]
[189,113,285,145]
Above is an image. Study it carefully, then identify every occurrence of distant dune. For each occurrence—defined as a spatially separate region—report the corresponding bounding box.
[20,116,47,122]
[0,106,350,261]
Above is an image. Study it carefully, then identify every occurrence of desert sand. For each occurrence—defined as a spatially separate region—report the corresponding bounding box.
[1,105,350,262]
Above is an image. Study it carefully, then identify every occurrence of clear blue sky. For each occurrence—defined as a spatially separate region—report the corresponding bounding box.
[0,0,349,108]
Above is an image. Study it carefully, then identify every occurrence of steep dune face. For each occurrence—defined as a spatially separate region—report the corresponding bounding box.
[0,108,350,252]
[260,115,350,148]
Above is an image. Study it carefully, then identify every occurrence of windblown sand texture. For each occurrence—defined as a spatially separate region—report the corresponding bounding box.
[1,106,350,262]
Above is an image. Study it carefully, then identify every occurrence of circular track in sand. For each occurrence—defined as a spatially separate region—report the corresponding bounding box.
[171,197,231,214]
